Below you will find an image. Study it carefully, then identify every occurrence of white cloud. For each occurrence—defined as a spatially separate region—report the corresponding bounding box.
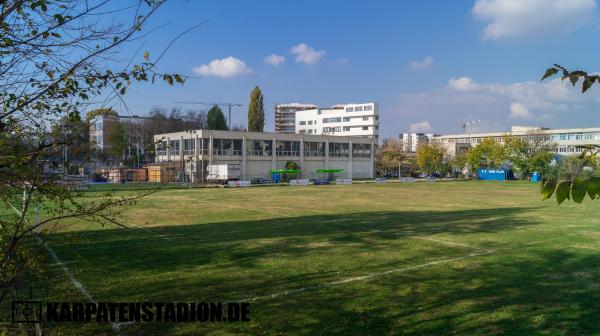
[409,121,433,133]
[387,76,600,136]
[329,58,349,65]
[290,43,326,64]
[509,102,533,119]
[448,77,480,92]
[409,56,434,70]
[264,54,285,66]
[472,0,597,40]
[193,57,251,78]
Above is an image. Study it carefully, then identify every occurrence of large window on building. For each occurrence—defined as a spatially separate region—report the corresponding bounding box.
[352,143,371,158]
[304,142,325,157]
[276,141,300,156]
[323,126,341,133]
[168,140,180,155]
[197,138,210,155]
[212,139,243,156]
[329,142,349,157]
[322,117,341,123]
[183,138,195,155]
[155,141,166,156]
[247,140,272,156]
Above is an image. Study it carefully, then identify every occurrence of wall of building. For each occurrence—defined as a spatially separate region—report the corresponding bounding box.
[154,130,375,180]
[274,103,317,134]
[295,103,379,140]
[436,127,600,157]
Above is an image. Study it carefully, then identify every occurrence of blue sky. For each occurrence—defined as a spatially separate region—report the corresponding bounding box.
[119,0,600,138]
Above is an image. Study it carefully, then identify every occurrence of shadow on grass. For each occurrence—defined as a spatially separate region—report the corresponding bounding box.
[38,206,563,335]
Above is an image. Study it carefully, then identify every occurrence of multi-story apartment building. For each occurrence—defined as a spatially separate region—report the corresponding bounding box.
[89,114,150,155]
[274,103,318,133]
[153,130,377,181]
[295,103,379,140]
[436,126,600,157]
[399,133,439,152]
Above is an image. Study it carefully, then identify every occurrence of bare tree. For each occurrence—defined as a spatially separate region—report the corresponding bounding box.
[0,0,185,305]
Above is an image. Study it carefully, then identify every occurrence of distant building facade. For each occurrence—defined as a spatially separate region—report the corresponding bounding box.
[399,133,439,152]
[89,114,149,155]
[274,103,317,134]
[436,126,600,157]
[295,103,379,140]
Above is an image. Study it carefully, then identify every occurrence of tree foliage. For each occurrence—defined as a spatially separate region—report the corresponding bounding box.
[375,138,406,175]
[542,64,599,93]
[465,136,554,180]
[207,105,228,130]
[541,65,600,203]
[247,86,265,132]
[416,142,444,175]
[466,138,505,170]
[0,0,184,304]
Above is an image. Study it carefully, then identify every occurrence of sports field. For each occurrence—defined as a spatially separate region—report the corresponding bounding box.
[33,181,600,335]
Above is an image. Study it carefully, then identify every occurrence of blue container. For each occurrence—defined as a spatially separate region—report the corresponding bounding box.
[531,172,541,182]
[477,169,507,181]
[271,173,281,183]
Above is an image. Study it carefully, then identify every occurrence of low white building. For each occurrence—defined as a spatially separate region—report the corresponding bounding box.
[154,130,376,181]
[295,103,379,140]
[436,126,600,157]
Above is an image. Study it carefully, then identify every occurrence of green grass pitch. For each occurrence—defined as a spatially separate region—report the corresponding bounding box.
[19,181,600,334]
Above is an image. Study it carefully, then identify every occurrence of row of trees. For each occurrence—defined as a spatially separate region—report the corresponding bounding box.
[376,135,556,179]
[103,85,266,164]
[464,136,555,178]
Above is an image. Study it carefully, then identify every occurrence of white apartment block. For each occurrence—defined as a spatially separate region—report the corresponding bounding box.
[436,126,600,157]
[295,103,379,140]
[274,103,318,134]
[399,133,438,152]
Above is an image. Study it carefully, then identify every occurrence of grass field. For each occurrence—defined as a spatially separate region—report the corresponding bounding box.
[17,181,600,335]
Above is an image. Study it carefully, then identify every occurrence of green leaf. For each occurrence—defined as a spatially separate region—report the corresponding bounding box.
[541,68,558,80]
[144,51,149,61]
[586,177,600,199]
[556,181,572,204]
[583,76,596,93]
[541,179,557,201]
[569,74,579,86]
[53,14,65,25]
[174,74,184,83]
[571,179,587,203]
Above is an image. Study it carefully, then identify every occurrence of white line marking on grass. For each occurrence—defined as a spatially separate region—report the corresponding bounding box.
[8,202,123,335]
[239,249,495,302]
[410,236,484,251]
